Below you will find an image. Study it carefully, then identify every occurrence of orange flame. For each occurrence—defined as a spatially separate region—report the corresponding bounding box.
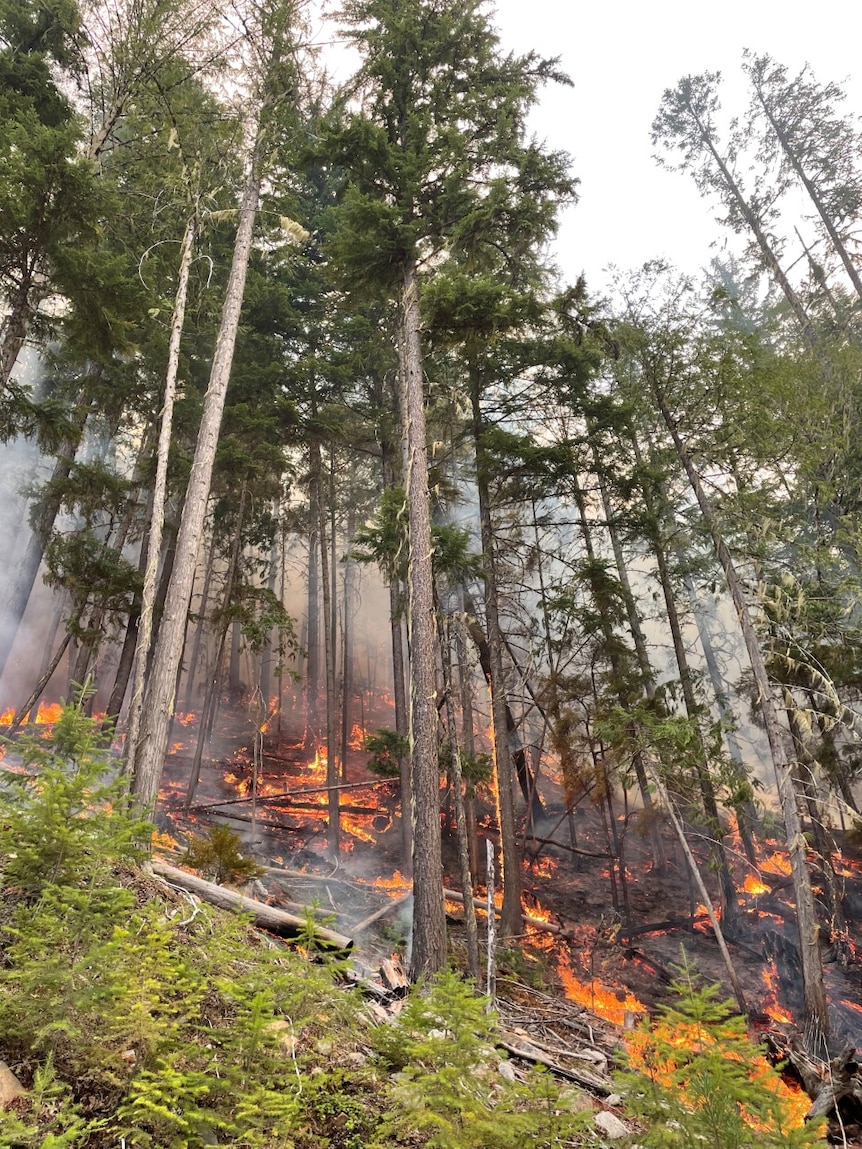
[760,851,792,877]
[743,874,770,895]
[556,951,646,1026]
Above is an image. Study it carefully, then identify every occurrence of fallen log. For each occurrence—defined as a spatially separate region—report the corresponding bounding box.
[352,892,412,936]
[442,887,576,940]
[767,1031,862,1120]
[151,860,352,950]
[189,777,394,812]
[496,1034,612,1096]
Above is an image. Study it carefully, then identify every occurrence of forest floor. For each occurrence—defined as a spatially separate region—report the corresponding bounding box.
[147,700,862,1144]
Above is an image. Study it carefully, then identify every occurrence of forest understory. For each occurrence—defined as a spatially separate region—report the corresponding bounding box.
[144,697,862,1143]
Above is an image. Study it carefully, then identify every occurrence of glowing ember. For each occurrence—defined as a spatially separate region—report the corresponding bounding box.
[556,951,646,1026]
[743,874,770,895]
[528,855,558,878]
[839,998,862,1016]
[174,712,196,726]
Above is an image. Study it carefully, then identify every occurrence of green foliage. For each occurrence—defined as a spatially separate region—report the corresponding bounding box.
[370,970,589,1148]
[364,727,409,778]
[619,951,823,1149]
[181,824,265,885]
[0,697,150,893]
[0,704,367,1148]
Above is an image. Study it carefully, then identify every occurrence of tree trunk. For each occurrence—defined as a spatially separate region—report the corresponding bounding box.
[382,437,412,873]
[186,487,247,807]
[442,615,480,982]
[400,261,447,979]
[753,83,862,305]
[470,356,522,939]
[304,468,321,756]
[570,470,663,865]
[631,458,741,936]
[688,102,815,340]
[653,386,829,1055]
[131,111,265,814]
[315,439,340,858]
[340,502,357,777]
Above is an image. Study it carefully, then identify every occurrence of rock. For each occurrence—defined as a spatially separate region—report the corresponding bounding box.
[343,1050,367,1068]
[559,1087,595,1114]
[497,1060,517,1081]
[266,1020,297,1055]
[315,1039,333,1056]
[0,1062,25,1108]
[594,1110,630,1139]
[605,1092,623,1107]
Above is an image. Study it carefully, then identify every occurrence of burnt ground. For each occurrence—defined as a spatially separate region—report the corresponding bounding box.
[153,702,862,1138]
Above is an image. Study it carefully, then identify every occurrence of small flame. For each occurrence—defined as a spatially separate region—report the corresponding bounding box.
[372,871,412,895]
[761,964,792,1025]
[743,874,770,895]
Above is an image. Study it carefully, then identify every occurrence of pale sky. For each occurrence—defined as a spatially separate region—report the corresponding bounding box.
[490,0,861,294]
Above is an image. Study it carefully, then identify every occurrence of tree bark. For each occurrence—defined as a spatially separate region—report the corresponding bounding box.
[315,439,340,857]
[400,261,447,979]
[124,214,195,767]
[131,111,265,814]
[470,358,522,939]
[442,615,480,982]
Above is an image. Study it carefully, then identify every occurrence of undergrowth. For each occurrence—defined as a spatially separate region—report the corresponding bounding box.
[0,703,591,1148]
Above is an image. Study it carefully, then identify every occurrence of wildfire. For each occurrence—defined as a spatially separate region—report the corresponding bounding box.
[0,701,64,726]
[527,854,558,879]
[759,851,792,877]
[372,871,412,895]
[742,874,770,895]
[760,964,792,1025]
[174,712,197,727]
[348,722,368,751]
[556,951,646,1027]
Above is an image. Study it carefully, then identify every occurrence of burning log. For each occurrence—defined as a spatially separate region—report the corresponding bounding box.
[151,860,352,950]
[441,887,576,939]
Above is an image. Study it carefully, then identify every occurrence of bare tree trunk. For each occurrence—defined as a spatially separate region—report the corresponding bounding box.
[340,502,357,777]
[570,470,663,866]
[124,213,195,771]
[304,467,321,755]
[628,456,740,936]
[382,437,412,872]
[131,111,265,814]
[751,80,862,305]
[400,261,447,979]
[653,387,829,1054]
[470,358,522,940]
[442,615,480,982]
[186,487,247,806]
[181,524,215,713]
[315,439,340,858]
